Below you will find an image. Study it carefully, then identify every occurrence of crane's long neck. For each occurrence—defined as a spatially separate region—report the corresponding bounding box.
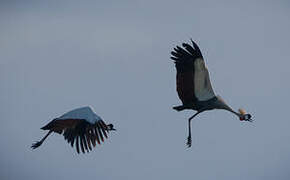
[223,105,241,118]
[215,96,242,118]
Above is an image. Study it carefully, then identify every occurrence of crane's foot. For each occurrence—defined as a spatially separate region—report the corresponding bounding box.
[186,136,192,148]
[31,141,42,149]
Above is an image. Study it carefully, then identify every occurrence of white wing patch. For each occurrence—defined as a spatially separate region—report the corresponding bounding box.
[194,58,215,101]
[58,106,102,124]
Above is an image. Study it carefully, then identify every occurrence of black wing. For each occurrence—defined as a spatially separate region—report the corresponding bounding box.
[171,39,203,105]
[63,119,111,154]
[171,39,215,104]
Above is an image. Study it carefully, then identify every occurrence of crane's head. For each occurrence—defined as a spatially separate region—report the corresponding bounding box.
[238,108,253,122]
[106,124,116,131]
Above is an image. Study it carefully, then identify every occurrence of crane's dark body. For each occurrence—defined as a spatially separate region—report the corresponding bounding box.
[171,39,252,147]
[173,96,218,112]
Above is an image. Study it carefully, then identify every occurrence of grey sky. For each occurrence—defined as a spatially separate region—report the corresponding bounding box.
[1,0,290,179]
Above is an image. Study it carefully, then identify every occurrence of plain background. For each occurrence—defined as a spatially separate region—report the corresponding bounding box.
[1,0,290,179]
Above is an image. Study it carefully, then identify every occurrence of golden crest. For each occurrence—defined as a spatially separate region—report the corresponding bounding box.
[238,108,246,115]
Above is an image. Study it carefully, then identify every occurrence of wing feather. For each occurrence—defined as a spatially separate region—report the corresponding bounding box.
[93,127,100,144]
[89,129,96,147]
[70,134,75,147]
[99,121,108,138]
[182,43,195,55]
[81,134,88,153]
[76,136,80,154]
[85,132,92,151]
[79,134,85,153]
[190,39,203,58]
[96,123,104,142]
[171,40,215,104]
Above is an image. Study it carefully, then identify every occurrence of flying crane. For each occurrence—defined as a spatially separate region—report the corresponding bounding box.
[171,39,252,147]
[32,106,116,153]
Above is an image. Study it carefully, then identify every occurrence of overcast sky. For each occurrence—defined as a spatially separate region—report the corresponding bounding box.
[1,0,290,179]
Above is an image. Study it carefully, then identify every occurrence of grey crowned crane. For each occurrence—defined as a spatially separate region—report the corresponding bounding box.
[171,39,252,147]
[32,106,116,154]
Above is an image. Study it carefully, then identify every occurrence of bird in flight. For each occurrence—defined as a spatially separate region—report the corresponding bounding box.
[170,39,252,147]
[32,106,116,154]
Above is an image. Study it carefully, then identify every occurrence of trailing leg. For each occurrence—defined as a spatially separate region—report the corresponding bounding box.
[186,111,202,147]
[31,130,53,149]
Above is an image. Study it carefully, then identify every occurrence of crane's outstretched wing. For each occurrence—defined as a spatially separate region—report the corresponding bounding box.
[41,119,110,154]
[171,39,215,105]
